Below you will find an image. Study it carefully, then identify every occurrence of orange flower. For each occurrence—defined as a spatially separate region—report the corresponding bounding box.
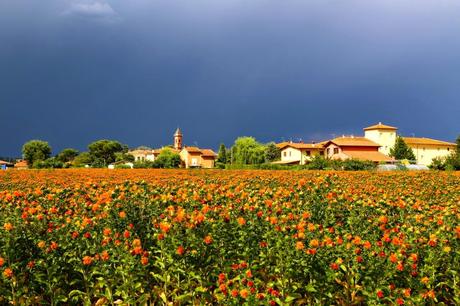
[240,288,249,299]
[3,223,13,231]
[103,228,112,236]
[309,239,319,248]
[203,235,213,245]
[0,257,4,267]
[100,250,110,261]
[177,245,185,256]
[389,253,398,263]
[237,217,246,225]
[3,268,13,278]
[119,211,126,218]
[403,288,411,297]
[82,256,93,265]
[421,276,429,284]
[50,241,58,250]
[363,241,371,249]
[37,241,46,249]
[160,222,171,233]
[296,241,305,250]
[132,239,142,247]
[246,270,253,278]
[141,256,149,265]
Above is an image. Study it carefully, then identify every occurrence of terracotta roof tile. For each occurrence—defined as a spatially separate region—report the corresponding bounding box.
[403,137,456,147]
[277,142,326,150]
[328,137,380,147]
[363,122,398,131]
[183,146,202,153]
[201,149,217,157]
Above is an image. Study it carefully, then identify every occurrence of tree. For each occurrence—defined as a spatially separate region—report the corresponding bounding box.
[115,152,135,163]
[73,152,92,167]
[216,144,228,168]
[389,136,416,161]
[231,137,266,165]
[56,148,79,163]
[22,140,52,167]
[265,142,281,162]
[153,149,181,168]
[88,140,127,167]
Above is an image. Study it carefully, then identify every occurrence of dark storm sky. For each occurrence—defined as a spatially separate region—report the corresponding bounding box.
[1,0,459,156]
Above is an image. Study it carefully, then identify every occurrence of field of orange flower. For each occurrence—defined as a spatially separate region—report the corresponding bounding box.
[0,169,459,305]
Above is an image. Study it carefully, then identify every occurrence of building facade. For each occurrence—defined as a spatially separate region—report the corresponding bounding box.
[324,137,394,162]
[275,122,455,166]
[276,142,325,165]
[363,123,456,165]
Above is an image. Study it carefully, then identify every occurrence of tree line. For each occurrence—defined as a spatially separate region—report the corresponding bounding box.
[17,134,460,170]
[21,140,180,169]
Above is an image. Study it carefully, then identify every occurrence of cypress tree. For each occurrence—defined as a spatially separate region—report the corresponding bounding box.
[389,136,416,161]
[217,143,227,165]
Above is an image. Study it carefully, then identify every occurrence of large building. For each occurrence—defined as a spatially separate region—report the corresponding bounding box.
[364,123,456,165]
[129,128,217,168]
[276,122,455,166]
[324,136,393,163]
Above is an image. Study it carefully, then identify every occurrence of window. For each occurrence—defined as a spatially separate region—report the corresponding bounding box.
[305,151,311,156]
[289,151,291,157]
[334,148,339,154]
[191,158,198,166]
[283,152,287,157]
[448,148,450,151]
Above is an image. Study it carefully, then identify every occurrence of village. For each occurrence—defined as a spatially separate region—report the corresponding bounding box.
[122,122,456,169]
[0,122,456,170]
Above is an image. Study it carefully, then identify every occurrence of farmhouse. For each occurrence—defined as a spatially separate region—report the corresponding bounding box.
[275,142,325,165]
[276,122,455,166]
[363,123,456,165]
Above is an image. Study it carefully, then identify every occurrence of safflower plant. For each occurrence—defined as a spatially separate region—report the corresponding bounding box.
[0,169,459,305]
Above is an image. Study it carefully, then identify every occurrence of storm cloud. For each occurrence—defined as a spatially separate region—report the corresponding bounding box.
[0,0,459,156]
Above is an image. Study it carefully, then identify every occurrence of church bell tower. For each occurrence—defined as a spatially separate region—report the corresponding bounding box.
[174,128,183,150]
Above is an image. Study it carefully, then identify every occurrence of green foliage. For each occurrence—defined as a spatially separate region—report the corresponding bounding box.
[429,135,460,171]
[305,156,330,170]
[231,137,266,165]
[265,142,281,162]
[133,161,155,169]
[341,159,376,171]
[22,140,52,166]
[56,148,79,163]
[216,144,228,168]
[115,152,135,163]
[389,136,416,161]
[33,157,64,169]
[152,149,181,168]
[73,152,93,167]
[88,140,127,168]
[429,157,447,170]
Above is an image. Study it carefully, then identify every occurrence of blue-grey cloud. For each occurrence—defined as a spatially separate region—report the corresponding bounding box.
[63,1,118,20]
[0,1,459,157]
